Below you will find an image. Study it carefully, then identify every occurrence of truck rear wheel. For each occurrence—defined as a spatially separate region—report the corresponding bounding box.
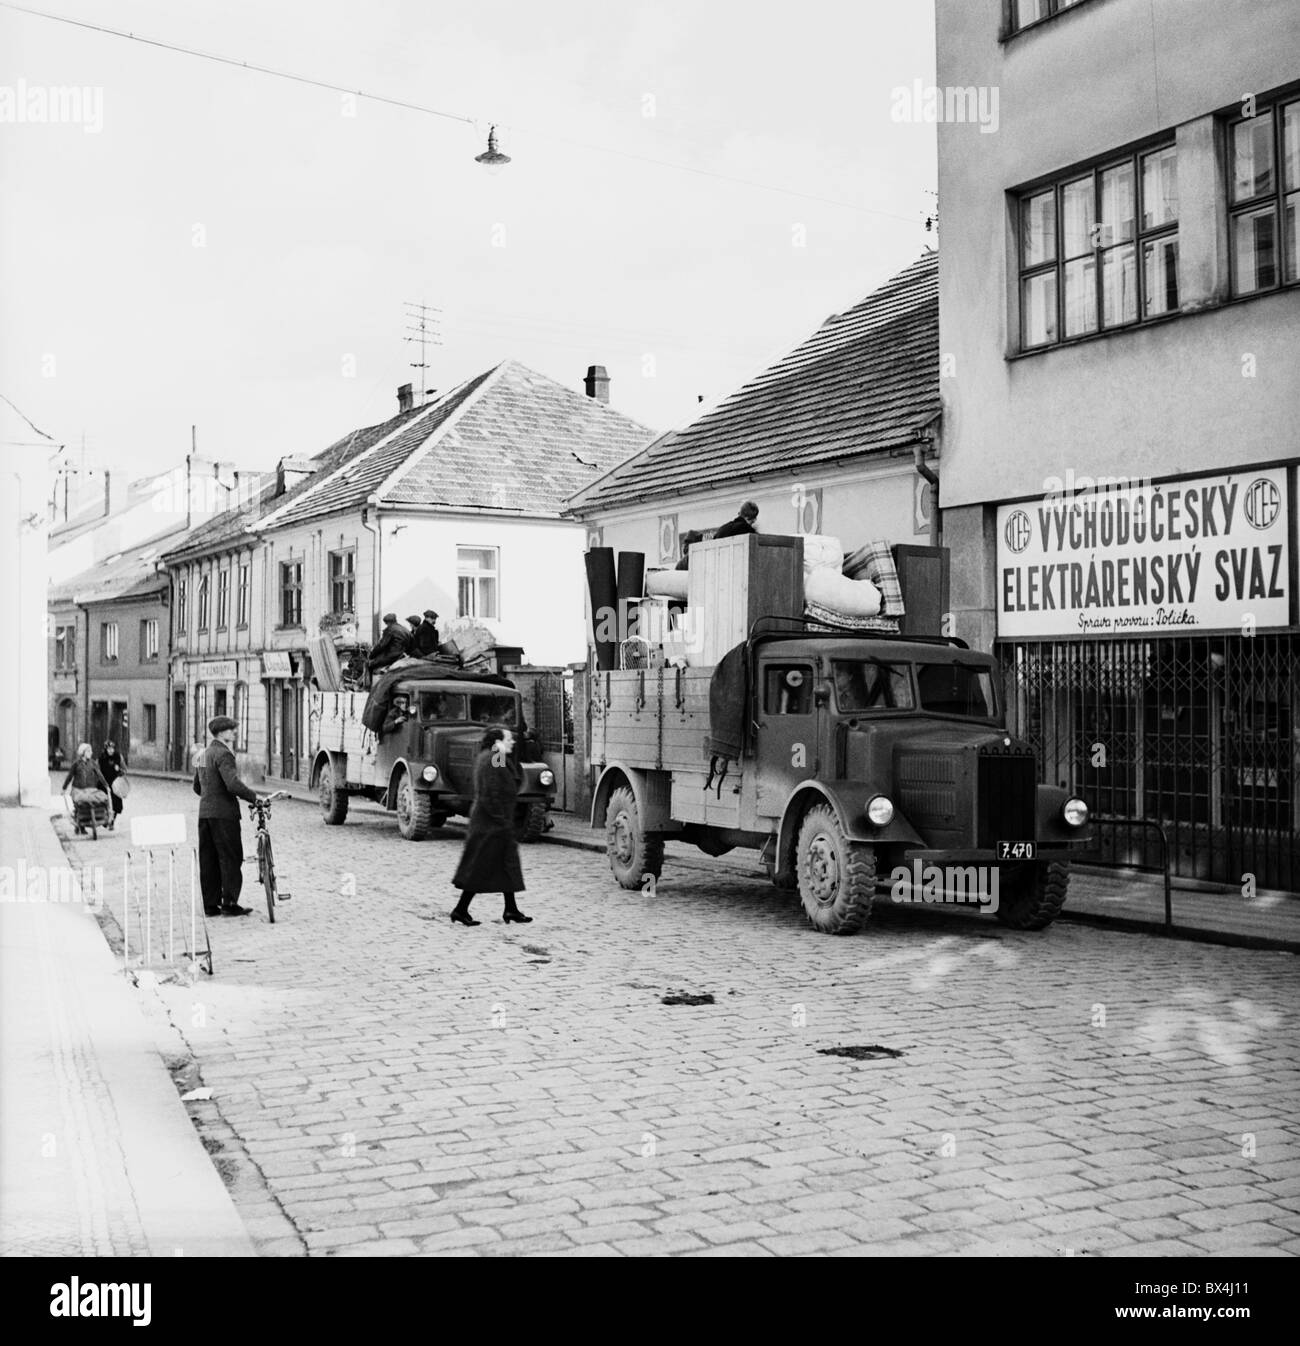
[517,801,548,843]
[606,785,663,890]
[795,804,874,935]
[395,770,435,841]
[318,760,348,825]
[995,862,1069,930]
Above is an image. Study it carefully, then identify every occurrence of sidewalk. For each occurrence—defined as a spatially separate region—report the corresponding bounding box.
[0,802,255,1256]
[126,767,1300,951]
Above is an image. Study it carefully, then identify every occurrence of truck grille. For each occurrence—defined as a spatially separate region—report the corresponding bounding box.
[977,749,1037,848]
[897,752,959,822]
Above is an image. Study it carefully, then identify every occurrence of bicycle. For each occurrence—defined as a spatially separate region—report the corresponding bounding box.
[249,790,291,922]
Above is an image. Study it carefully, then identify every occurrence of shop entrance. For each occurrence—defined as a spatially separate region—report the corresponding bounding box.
[999,634,1298,892]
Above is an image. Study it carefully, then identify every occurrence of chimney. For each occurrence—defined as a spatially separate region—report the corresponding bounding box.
[102,470,127,518]
[584,365,610,404]
[398,383,414,413]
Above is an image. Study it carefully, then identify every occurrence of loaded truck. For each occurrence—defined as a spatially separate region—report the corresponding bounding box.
[311,671,556,840]
[586,534,1094,933]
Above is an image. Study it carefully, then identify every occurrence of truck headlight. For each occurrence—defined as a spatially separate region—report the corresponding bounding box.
[539,769,555,786]
[1062,797,1088,827]
[421,765,439,784]
[865,795,894,826]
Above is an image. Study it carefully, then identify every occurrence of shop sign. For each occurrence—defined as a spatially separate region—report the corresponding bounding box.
[262,651,294,678]
[997,468,1290,639]
[197,660,237,682]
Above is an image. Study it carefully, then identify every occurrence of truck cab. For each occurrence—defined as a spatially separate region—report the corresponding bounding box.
[313,675,557,841]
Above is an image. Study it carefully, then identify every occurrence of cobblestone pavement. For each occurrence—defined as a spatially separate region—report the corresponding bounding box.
[58,776,1300,1257]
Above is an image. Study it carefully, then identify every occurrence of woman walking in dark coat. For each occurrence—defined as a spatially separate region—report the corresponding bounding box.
[450,726,530,926]
[98,741,127,829]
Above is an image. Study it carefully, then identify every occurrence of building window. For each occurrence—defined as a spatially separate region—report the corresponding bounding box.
[457,546,499,620]
[101,622,119,663]
[213,687,228,719]
[140,618,159,662]
[237,562,250,627]
[234,682,249,751]
[1008,0,1090,35]
[280,560,303,627]
[143,703,157,743]
[195,684,208,741]
[328,548,355,615]
[217,569,230,630]
[55,624,75,669]
[1229,96,1300,295]
[197,574,210,632]
[177,578,188,634]
[1018,142,1178,349]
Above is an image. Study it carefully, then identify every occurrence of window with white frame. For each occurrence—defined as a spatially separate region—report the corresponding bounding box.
[177,578,188,634]
[216,569,230,629]
[237,561,250,627]
[140,617,159,662]
[1008,0,1090,35]
[457,546,499,620]
[1228,95,1300,295]
[234,682,249,751]
[328,548,355,614]
[1018,141,1179,349]
[101,621,119,663]
[280,560,303,627]
[197,573,210,631]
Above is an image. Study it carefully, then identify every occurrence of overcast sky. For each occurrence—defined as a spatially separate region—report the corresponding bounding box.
[1,0,937,481]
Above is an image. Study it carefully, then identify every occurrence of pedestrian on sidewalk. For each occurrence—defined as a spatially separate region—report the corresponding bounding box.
[449,725,530,927]
[62,744,112,813]
[97,741,127,830]
[193,716,268,918]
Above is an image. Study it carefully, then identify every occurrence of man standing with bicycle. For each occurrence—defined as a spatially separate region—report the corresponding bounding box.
[193,715,268,918]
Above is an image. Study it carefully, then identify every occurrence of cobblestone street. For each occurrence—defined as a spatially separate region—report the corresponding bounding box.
[58,776,1300,1257]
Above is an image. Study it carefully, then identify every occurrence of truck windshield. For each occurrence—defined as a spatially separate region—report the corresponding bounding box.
[419,691,466,721]
[469,693,518,727]
[915,662,997,719]
[832,660,913,711]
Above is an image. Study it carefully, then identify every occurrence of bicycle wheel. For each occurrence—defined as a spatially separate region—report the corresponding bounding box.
[260,834,277,923]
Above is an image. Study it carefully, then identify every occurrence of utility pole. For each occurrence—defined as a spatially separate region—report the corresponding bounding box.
[403,302,442,400]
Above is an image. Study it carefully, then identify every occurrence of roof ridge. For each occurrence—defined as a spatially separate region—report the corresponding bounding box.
[373,361,510,503]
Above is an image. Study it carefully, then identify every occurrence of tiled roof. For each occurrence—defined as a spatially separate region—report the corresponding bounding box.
[566,251,940,514]
[49,526,192,605]
[257,361,656,529]
[384,362,656,512]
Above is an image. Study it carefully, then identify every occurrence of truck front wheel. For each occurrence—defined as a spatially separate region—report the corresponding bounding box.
[795,804,875,935]
[318,760,349,825]
[995,862,1069,930]
[606,785,663,889]
[395,771,435,841]
[517,801,548,843]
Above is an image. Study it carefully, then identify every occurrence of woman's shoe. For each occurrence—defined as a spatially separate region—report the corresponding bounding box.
[503,910,532,923]
[450,910,480,926]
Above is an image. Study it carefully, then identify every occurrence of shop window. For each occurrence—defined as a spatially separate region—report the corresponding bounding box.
[1017,141,1178,349]
[1228,96,1300,294]
[235,682,249,751]
[143,704,157,743]
[763,665,813,716]
[213,687,228,719]
[195,684,209,741]
[457,546,498,620]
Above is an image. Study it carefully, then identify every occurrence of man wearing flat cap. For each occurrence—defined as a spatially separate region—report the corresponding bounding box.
[367,612,410,674]
[193,716,268,917]
[410,608,441,658]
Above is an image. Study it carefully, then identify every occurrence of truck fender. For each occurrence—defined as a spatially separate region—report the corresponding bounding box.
[776,782,925,878]
[590,763,674,832]
[1035,784,1093,845]
[312,749,347,789]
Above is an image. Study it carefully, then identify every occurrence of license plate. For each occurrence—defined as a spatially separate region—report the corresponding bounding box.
[998,841,1036,860]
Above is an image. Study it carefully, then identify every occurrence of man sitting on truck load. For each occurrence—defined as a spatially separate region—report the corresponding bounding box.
[674,529,704,570]
[410,609,441,658]
[367,613,410,675]
[712,500,759,539]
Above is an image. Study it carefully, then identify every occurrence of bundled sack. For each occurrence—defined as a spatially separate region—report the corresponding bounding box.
[644,568,689,601]
[805,567,882,618]
[801,534,844,575]
[842,541,905,618]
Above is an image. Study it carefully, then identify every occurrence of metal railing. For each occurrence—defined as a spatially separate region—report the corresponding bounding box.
[1083,816,1174,928]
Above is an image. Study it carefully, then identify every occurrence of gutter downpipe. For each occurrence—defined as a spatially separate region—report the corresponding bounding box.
[361,495,381,646]
[913,430,940,549]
